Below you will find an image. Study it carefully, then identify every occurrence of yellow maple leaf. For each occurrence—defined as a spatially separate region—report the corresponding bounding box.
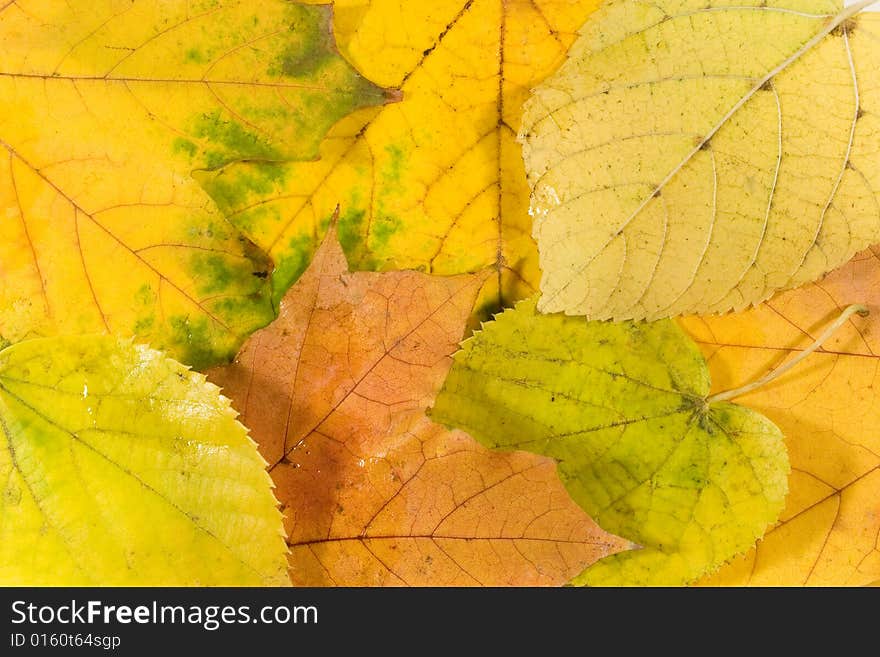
[0,0,387,367]
[196,0,601,316]
[208,227,629,585]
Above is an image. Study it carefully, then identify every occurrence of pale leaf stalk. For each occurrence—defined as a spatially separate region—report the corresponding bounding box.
[706,304,869,404]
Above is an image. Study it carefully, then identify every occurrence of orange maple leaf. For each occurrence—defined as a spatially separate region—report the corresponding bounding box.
[681,247,880,586]
[208,226,629,586]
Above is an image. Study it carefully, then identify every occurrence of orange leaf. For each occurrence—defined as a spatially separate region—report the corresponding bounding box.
[681,247,880,586]
[208,226,628,586]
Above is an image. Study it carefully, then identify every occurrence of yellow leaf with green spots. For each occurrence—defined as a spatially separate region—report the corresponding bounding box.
[0,0,388,367]
[521,0,880,321]
[429,299,789,585]
[195,0,601,312]
[0,335,288,586]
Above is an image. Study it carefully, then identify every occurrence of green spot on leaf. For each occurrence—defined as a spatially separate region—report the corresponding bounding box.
[381,144,406,184]
[184,47,205,63]
[196,163,289,216]
[168,315,222,369]
[172,137,198,158]
[338,207,366,257]
[134,284,154,306]
[132,315,155,334]
[272,233,317,305]
[192,111,283,169]
[189,254,235,295]
[371,213,402,250]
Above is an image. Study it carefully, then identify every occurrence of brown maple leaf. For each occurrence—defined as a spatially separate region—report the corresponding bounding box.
[208,226,629,585]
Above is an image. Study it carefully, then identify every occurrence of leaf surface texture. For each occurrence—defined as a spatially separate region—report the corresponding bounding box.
[208,230,629,585]
[196,0,601,314]
[0,0,386,366]
[0,336,288,585]
[432,299,790,585]
[522,1,880,320]
[683,247,880,585]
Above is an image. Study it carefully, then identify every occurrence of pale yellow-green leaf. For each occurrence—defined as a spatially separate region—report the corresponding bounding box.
[0,0,387,367]
[0,336,288,586]
[521,0,880,320]
[430,299,789,585]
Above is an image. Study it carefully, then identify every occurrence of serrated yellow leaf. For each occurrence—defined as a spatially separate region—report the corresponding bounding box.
[0,0,387,367]
[195,0,601,315]
[430,298,790,585]
[0,336,288,586]
[521,0,880,320]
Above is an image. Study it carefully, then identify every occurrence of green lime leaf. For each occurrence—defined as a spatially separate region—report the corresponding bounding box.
[430,298,790,585]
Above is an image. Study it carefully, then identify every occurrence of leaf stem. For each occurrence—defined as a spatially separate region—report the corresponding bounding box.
[706,304,869,404]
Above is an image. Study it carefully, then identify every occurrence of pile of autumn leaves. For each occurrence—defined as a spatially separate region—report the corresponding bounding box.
[1,0,879,587]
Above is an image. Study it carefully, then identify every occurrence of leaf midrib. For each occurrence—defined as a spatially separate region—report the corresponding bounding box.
[632,3,858,227]
[0,71,350,92]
